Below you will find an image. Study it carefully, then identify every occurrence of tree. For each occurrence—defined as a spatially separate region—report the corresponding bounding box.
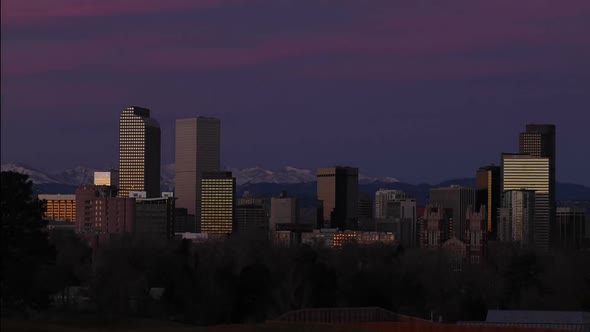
[1,171,55,314]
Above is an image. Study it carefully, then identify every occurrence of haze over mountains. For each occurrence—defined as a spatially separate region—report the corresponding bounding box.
[1,163,399,187]
[2,162,589,206]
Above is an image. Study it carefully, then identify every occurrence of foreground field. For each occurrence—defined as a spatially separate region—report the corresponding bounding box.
[1,320,361,332]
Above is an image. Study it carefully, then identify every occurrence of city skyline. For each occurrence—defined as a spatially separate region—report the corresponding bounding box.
[2,1,589,186]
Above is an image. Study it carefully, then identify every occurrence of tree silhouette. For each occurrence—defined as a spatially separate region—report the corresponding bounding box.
[1,171,55,314]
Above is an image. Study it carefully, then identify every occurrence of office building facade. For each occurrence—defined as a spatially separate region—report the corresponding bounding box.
[200,172,235,234]
[236,202,269,235]
[76,186,135,235]
[39,194,76,222]
[118,106,161,198]
[419,204,453,249]
[465,209,487,264]
[270,192,298,231]
[175,117,221,231]
[502,153,550,249]
[476,165,501,239]
[498,190,535,246]
[556,207,586,250]
[94,171,119,187]
[374,189,410,219]
[429,186,475,241]
[519,124,556,246]
[135,196,175,240]
[317,166,359,230]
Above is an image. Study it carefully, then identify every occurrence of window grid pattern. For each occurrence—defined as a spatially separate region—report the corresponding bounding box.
[119,108,147,198]
[502,155,550,249]
[200,178,235,234]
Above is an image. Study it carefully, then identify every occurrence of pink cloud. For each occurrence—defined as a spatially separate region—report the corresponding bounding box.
[2,0,589,82]
[1,0,239,26]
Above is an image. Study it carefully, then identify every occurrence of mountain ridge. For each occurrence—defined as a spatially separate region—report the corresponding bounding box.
[2,162,589,205]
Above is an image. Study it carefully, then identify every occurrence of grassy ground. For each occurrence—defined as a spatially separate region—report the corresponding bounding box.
[1,319,363,332]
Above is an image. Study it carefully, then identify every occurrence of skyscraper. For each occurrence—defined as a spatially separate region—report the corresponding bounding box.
[374,189,409,219]
[498,189,535,246]
[200,171,235,234]
[476,165,501,240]
[519,124,556,246]
[270,192,298,231]
[175,117,221,231]
[118,106,161,198]
[317,166,359,230]
[429,186,475,240]
[502,153,550,249]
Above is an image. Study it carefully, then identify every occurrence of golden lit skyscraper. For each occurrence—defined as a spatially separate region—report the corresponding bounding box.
[502,153,550,249]
[476,165,501,239]
[118,106,161,198]
[175,117,221,230]
[200,171,235,234]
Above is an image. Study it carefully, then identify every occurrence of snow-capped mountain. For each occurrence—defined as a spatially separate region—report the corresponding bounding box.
[0,163,62,184]
[359,175,400,185]
[1,162,399,188]
[227,166,317,185]
[54,166,97,185]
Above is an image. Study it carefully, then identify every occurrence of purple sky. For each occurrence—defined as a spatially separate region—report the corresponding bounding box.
[1,0,589,185]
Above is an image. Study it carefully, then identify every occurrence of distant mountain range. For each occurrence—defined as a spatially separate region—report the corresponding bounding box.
[1,162,399,188]
[2,162,589,207]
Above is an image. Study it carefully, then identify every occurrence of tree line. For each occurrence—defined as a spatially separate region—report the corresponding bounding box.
[2,171,590,324]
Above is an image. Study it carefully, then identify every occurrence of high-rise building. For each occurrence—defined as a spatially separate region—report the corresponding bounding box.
[374,189,409,219]
[502,153,550,249]
[357,192,374,231]
[270,191,298,231]
[118,106,161,198]
[94,171,119,187]
[39,194,76,222]
[374,193,417,248]
[497,189,535,246]
[519,124,556,245]
[317,166,358,230]
[429,186,475,241]
[135,195,175,240]
[200,172,235,234]
[235,203,269,235]
[76,186,135,235]
[476,165,501,240]
[556,207,586,250]
[175,117,221,231]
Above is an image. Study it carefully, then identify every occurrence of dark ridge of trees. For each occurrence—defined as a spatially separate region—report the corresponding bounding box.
[80,237,589,324]
[1,171,56,314]
[2,171,590,323]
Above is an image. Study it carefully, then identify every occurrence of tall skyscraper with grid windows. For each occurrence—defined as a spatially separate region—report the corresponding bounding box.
[118,106,161,198]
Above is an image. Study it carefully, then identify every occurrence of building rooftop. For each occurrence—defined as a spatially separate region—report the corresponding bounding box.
[485,310,590,325]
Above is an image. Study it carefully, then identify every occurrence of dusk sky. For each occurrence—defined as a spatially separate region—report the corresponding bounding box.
[1,0,589,185]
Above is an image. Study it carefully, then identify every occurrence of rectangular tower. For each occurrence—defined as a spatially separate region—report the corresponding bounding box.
[429,186,475,241]
[519,124,556,246]
[317,166,359,230]
[118,106,161,198]
[502,153,550,249]
[200,171,235,234]
[476,165,501,240]
[498,189,535,246]
[175,117,221,231]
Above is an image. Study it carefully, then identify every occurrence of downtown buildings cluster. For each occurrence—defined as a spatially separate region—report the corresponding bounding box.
[38,107,587,258]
